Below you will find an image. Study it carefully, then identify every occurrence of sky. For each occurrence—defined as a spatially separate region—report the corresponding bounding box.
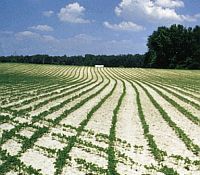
[0,0,200,56]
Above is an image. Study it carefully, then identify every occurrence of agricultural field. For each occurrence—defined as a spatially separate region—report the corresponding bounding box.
[0,63,200,175]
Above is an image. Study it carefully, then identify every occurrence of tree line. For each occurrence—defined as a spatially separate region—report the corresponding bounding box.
[0,54,144,68]
[0,24,199,69]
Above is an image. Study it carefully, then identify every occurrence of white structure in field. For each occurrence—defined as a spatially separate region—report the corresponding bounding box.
[95,65,104,68]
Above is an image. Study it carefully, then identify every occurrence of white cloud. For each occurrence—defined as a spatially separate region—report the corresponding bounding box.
[15,31,40,40]
[73,34,97,41]
[155,0,184,8]
[15,31,57,43]
[3,31,146,56]
[194,13,200,18]
[115,0,199,24]
[42,35,58,42]
[29,25,54,32]
[43,10,54,17]
[58,2,90,23]
[103,21,145,31]
[0,31,14,37]
[181,15,197,22]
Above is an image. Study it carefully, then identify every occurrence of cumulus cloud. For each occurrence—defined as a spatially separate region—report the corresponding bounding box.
[155,0,184,8]
[15,31,57,43]
[58,2,90,23]
[72,34,98,41]
[42,35,58,42]
[15,31,40,40]
[194,13,200,18]
[29,25,54,32]
[115,0,199,24]
[0,31,14,37]
[103,21,145,31]
[43,10,54,17]
[3,31,146,56]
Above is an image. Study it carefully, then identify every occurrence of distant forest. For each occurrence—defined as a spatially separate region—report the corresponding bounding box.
[0,24,200,69]
[0,54,144,68]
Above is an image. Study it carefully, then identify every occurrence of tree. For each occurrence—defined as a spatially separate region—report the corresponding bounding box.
[145,24,200,69]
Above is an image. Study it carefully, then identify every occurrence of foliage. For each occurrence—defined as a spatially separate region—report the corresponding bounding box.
[145,24,200,69]
[0,54,145,67]
[107,81,126,175]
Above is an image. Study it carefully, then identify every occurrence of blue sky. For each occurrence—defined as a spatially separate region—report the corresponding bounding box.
[0,0,200,56]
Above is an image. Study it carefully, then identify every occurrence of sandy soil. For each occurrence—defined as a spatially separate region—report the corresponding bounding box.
[35,134,66,150]
[60,79,111,128]
[1,65,200,175]
[2,139,22,156]
[19,128,35,138]
[62,166,85,175]
[148,83,200,118]
[30,79,100,120]
[142,83,200,147]
[134,82,196,158]
[5,171,19,175]
[50,125,76,138]
[77,131,108,150]
[70,147,107,168]
[16,81,91,110]
[20,149,55,175]
[13,117,31,124]
[0,123,15,137]
[154,83,200,103]
[115,81,156,172]
[85,80,123,135]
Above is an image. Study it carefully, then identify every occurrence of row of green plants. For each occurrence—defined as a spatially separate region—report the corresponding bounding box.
[0,65,60,96]
[107,81,126,175]
[52,132,107,158]
[56,123,133,155]
[25,76,90,110]
[0,67,96,120]
[0,123,28,145]
[0,78,48,96]
[147,80,200,102]
[1,66,87,109]
[52,78,110,125]
[142,81,200,126]
[170,154,200,167]
[0,125,49,174]
[35,145,57,158]
[31,72,103,123]
[97,68,173,173]
[0,148,42,175]
[148,81,200,109]
[0,68,74,99]
[131,83,167,162]
[54,79,116,174]
[75,158,107,174]
[0,114,10,124]
[136,82,200,156]
[0,67,108,174]
[118,68,200,156]
[127,68,200,93]
[0,64,80,101]
[2,81,72,106]
[116,68,199,145]
[110,69,180,174]
[32,69,96,111]
[0,67,109,174]
[0,83,50,103]
[20,127,49,152]
[52,125,140,169]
